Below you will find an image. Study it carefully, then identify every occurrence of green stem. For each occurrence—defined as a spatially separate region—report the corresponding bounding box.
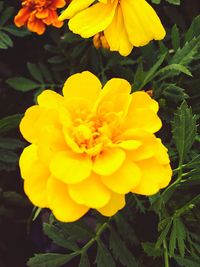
[81,222,108,253]
[163,239,170,267]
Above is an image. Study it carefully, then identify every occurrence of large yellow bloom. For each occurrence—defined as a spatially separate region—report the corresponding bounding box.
[59,0,166,56]
[19,71,172,222]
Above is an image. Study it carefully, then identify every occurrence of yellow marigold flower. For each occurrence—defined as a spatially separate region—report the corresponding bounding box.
[59,0,166,56]
[19,71,172,222]
[14,0,67,35]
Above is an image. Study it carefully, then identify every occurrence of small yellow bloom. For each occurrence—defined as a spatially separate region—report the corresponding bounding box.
[59,0,166,56]
[19,71,172,222]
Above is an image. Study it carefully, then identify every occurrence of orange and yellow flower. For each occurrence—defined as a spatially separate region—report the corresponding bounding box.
[14,0,66,35]
[19,71,172,222]
[59,0,166,56]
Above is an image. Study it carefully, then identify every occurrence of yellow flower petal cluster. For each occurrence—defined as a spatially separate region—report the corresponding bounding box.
[59,0,166,56]
[19,71,172,222]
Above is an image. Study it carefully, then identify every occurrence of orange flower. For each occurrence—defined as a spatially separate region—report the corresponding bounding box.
[14,0,67,35]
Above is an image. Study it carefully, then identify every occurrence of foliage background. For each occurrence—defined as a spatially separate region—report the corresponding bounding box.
[0,0,200,266]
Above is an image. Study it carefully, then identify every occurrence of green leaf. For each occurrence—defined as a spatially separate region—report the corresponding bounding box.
[58,221,94,240]
[0,31,13,49]
[166,0,180,5]
[0,7,14,26]
[185,15,200,42]
[79,253,90,267]
[135,52,167,90]
[27,253,77,267]
[170,36,200,66]
[3,25,29,37]
[172,102,197,162]
[109,227,138,267]
[0,137,25,149]
[157,64,192,80]
[96,240,115,267]
[114,213,138,245]
[0,149,18,163]
[27,63,44,83]
[142,242,163,258]
[43,223,79,251]
[171,25,180,51]
[169,219,177,256]
[6,77,40,91]
[174,256,200,267]
[176,218,186,257]
[156,219,172,248]
[0,114,22,134]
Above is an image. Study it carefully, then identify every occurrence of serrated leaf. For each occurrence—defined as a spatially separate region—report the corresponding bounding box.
[6,77,40,91]
[172,102,197,162]
[0,31,13,48]
[109,227,137,267]
[157,64,192,80]
[43,223,79,251]
[0,114,22,133]
[171,25,180,51]
[135,52,167,90]
[176,218,186,257]
[0,149,18,163]
[166,0,180,5]
[185,154,200,169]
[96,240,115,267]
[0,6,14,26]
[0,137,25,149]
[174,255,200,267]
[156,219,172,248]
[27,253,77,267]
[114,213,138,245]
[185,15,200,42]
[3,25,29,37]
[58,221,94,240]
[27,63,44,83]
[142,242,163,258]
[170,36,200,66]
[79,253,90,267]
[169,219,177,256]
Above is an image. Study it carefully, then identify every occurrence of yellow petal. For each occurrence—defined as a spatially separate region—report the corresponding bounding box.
[121,0,166,47]
[37,90,64,109]
[154,138,170,164]
[101,159,141,194]
[68,173,111,208]
[19,145,49,207]
[63,71,101,109]
[19,144,38,179]
[125,108,162,133]
[104,5,133,56]
[68,1,117,38]
[98,78,131,114]
[47,177,89,222]
[117,140,142,150]
[132,157,172,195]
[127,134,158,161]
[129,91,159,113]
[50,151,92,184]
[98,192,125,216]
[59,0,95,20]
[93,148,126,176]
[24,169,49,207]
[20,105,43,143]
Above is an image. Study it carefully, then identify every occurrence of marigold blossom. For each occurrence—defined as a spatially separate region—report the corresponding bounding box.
[59,0,166,56]
[14,0,66,35]
[19,71,172,222]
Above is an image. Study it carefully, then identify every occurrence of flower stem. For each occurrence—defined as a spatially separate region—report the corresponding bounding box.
[163,239,170,267]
